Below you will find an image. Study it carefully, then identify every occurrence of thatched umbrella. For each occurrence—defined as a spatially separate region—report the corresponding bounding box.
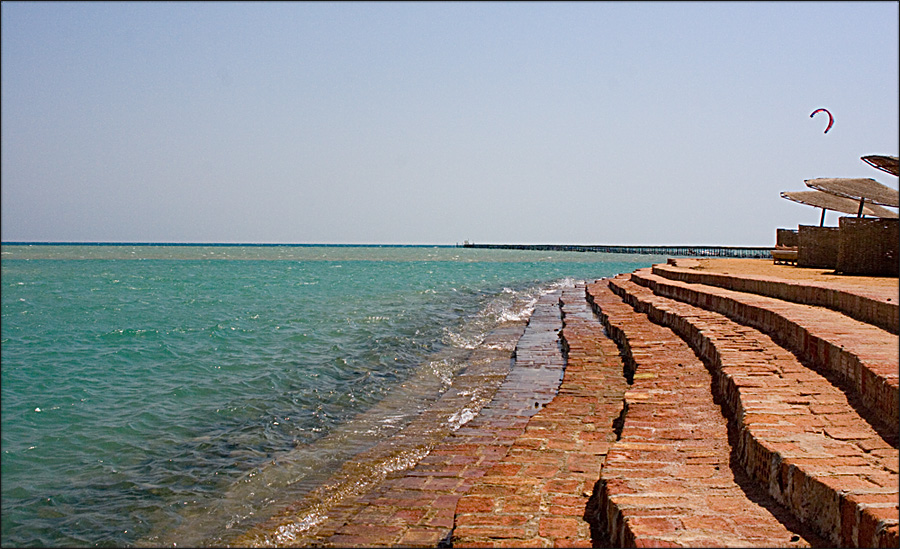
[781,190,898,226]
[861,155,899,177]
[804,177,899,218]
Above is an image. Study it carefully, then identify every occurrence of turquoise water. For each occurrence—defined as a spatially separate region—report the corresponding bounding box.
[1,245,663,547]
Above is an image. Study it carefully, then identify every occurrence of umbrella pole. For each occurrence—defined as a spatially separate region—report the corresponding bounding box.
[856,198,866,218]
[820,208,826,227]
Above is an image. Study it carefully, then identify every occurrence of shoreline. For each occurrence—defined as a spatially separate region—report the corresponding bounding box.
[229,293,559,547]
[140,283,568,548]
[226,286,570,547]
[248,257,898,548]
[5,253,895,547]
[7,248,652,549]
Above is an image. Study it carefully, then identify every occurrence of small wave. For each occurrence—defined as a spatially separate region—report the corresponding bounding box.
[426,357,457,388]
[272,511,326,541]
[379,447,431,474]
[546,277,578,291]
[380,415,404,425]
[497,297,537,322]
[481,341,517,352]
[441,327,483,350]
[442,282,558,349]
[447,408,477,430]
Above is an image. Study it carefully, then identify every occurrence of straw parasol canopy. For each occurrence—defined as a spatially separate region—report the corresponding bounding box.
[781,190,898,218]
[861,155,899,177]
[805,177,900,208]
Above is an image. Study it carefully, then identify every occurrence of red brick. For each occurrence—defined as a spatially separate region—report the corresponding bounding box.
[552,538,593,547]
[633,538,683,548]
[551,495,589,508]
[486,463,523,476]
[352,507,396,524]
[499,495,542,514]
[550,505,583,517]
[397,527,444,546]
[466,484,517,497]
[460,467,489,479]
[496,538,549,548]
[544,479,582,493]
[627,516,681,534]
[524,463,561,478]
[455,513,529,527]
[613,495,689,508]
[546,438,579,451]
[840,495,859,546]
[539,516,581,538]
[481,475,544,488]
[579,430,613,442]
[327,534,375,546]
[430,494,461,508]
[513,438,545,450]
[879,524,899,548]
[454,525,522,539]
[425,476,463,491]
[819,474,880,493]
[566,454,600,473]
[456,496,495,513]
[334,523,402,536]
[453,539,496,548]
[397,476,430,489]
[859,505,900,547]
[679,515,733,532]
[427,508,455,529]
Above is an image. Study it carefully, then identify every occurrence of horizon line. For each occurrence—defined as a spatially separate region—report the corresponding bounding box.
[0,241,458,247]
[2,241,775,248]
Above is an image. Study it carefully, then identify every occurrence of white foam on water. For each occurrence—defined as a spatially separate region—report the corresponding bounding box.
[447,407,478,430]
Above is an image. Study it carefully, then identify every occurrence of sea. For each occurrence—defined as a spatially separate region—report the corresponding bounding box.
[1,244,665,547]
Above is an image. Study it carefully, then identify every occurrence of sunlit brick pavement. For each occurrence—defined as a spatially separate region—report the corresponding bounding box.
[588,278,819,547]
[630,267,899,438]
[240,258,897,548]
[594,271,897,547]
[451,283,628,547]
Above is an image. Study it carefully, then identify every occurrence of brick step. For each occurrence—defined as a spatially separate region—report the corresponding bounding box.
[653,261,899,334]
[630,267,899,441]
[453,283,629,548]
[586,281,819,547]
[593,275,899,548]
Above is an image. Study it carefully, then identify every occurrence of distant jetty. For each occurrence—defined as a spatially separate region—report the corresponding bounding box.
[460,242,773,258]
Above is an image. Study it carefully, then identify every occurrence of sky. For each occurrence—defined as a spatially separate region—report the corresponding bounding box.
[2,1,898,246]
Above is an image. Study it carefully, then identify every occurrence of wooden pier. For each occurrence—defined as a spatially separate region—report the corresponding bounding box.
[460,242,773,258]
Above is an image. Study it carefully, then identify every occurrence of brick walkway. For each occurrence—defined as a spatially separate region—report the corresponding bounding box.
[597,273,898,547]
[631,267,899,438]
[587,280,818,547]
[452,284,628,547]
[652,261,899,334]
[238,259,898,548]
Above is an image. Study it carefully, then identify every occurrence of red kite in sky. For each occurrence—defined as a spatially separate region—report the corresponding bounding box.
[810,108,834,133]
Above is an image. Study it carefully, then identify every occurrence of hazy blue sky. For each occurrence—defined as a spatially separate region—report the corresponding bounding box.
[2,1,897,245]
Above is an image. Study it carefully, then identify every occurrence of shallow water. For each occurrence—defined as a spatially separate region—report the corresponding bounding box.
[1,244,663,547]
